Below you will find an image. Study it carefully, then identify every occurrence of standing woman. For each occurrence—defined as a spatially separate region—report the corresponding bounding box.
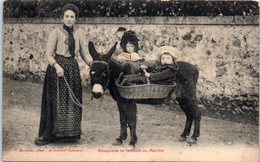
[35,4,92,145]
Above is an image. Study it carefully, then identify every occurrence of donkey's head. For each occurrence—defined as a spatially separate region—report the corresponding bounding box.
[89,41,117,99]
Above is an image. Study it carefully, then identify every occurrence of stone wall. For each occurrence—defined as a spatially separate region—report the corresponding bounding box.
[3,20,259,123]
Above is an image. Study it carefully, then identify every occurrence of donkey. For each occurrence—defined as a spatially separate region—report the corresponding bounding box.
[88,41,201,148]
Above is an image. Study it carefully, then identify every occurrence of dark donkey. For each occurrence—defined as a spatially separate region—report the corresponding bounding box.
[88,41,201,148]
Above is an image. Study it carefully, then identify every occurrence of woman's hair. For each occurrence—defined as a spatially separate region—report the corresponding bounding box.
[120,30,139,53]
[61,4,79,18]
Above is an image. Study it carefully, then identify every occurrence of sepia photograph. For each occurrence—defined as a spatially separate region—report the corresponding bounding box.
[2,0,259,161]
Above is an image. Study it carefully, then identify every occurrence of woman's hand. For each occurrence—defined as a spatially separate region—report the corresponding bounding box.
[54,64,64,77]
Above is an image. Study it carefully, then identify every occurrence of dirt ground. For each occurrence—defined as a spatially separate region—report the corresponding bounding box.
[2,78,259,161]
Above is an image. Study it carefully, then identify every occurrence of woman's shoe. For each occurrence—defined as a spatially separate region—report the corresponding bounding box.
[34,137,53,146]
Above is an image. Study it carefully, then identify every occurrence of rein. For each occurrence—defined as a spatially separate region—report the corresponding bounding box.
[56,60,111,109]
[92,60,108,66]
[56,76,114,118]
[57,76,85,109]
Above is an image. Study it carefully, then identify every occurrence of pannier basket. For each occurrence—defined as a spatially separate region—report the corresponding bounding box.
[116,73,176,99]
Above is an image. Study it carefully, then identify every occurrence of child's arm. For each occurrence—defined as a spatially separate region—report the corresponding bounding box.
[139,60,158,72]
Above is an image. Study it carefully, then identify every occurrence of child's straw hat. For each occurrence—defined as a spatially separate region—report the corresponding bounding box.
[155,46,182,60]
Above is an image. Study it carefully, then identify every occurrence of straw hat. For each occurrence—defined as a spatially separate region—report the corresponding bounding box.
[155,46,182,60]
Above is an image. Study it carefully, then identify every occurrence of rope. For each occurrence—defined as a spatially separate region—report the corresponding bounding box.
[56,73,114,118]
[56,76,85,109]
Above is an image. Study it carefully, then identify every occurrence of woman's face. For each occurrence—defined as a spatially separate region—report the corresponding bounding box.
[126,43,135,53]
[160,53,174,65]
[62,10,76,27]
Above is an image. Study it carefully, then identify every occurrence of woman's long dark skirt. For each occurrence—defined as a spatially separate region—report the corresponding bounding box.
[38,54,82,140]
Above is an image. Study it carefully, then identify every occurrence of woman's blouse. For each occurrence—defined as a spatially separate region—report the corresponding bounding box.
[46,26,92,66]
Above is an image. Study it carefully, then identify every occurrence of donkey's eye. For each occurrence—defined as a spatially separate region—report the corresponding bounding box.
[91,71,96,75]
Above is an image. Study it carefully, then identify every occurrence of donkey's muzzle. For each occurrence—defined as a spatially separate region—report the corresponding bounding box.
[92,84,104,99]
[92,92,103,99]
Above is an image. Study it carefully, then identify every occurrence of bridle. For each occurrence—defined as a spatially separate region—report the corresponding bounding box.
[91,60,111,93]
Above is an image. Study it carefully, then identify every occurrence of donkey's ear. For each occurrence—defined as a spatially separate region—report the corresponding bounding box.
[104,42,117,62]
[88,41,99,60]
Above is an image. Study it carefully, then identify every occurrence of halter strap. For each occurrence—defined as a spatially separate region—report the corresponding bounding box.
[92,60,108,66]
[92,60,110,76]
[91,60,110,92]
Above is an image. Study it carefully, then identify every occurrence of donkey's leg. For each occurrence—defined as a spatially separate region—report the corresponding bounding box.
[126,101,137,147]
[178,97,201,144]
[112,101,127,145]
[177,97,193,141]
[182,116,193,140]
[191,103,201,142]
[188,83,201,143]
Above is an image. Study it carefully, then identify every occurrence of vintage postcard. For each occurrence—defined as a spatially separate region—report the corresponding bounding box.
[2,0,259,161]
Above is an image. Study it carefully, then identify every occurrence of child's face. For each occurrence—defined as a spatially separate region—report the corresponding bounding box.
[160,53,174,65]
[126,43,135,53]
[62,10,76,27]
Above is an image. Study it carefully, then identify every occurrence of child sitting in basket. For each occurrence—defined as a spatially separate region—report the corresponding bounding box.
[114,30,143,63]
[121,46,179,86]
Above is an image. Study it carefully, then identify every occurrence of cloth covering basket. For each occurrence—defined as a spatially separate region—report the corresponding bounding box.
[116,73,176,99]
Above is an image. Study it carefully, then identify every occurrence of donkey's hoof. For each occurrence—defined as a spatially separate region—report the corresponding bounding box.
[187,137,197,145]
[178,136,186,142]
[128,141,136,149]
[112,138,123,146]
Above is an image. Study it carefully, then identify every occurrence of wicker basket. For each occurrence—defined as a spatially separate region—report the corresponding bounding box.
[116,74,176,99]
